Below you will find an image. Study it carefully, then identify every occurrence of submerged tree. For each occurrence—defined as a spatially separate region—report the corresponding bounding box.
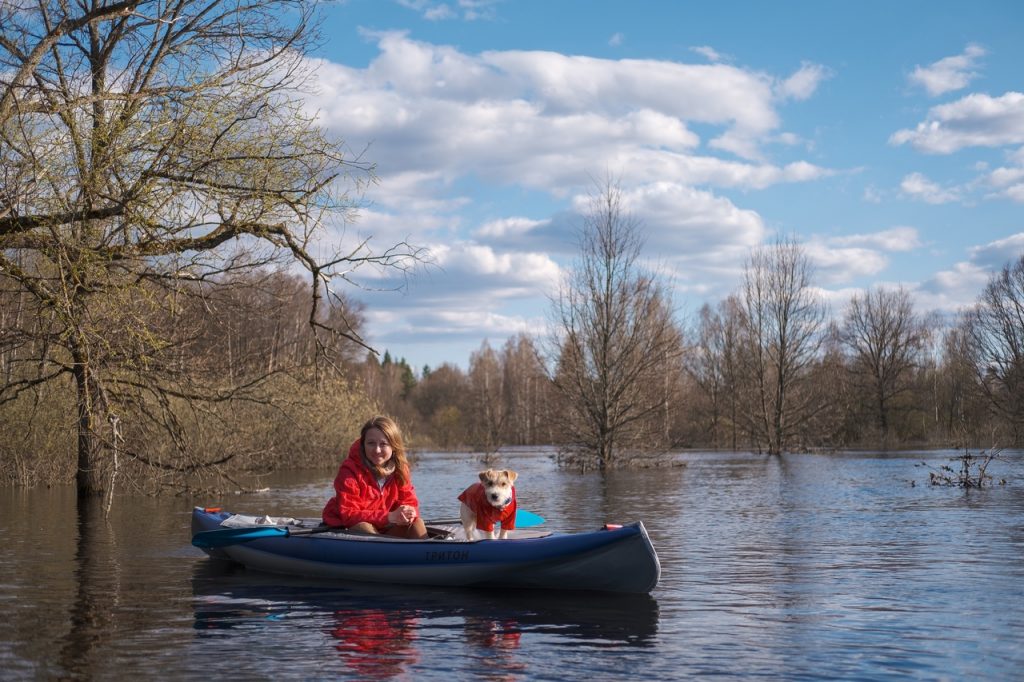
[964,254,1024,444]
[500,333,552,446]
[840,286,930,446]
[0,1,422,496]
[737,237,828,454]
[686,298,744,450]
[932,322,986,444]
[468,340,506,454]
[917,448,1005,488]
[550,179,684,468]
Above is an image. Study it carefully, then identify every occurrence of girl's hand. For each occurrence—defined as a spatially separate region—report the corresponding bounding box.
[388,505,417,526]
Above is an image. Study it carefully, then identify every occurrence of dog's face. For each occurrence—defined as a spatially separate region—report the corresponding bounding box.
[478,468,518,508]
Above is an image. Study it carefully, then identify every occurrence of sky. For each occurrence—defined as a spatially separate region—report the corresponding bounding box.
[299,0,1024,373]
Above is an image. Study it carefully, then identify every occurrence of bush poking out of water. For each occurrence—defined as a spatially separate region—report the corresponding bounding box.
[919,448,1005,488]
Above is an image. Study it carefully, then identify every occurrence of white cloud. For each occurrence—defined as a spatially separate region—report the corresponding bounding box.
[914,261,991,312]
[363,306,542,357]
[691,46,727,63]
[986,165,1024,189]
[471,181,767,263]
[441,244,561,289]
[913,233,1024,312]
[609,32,624,47]
[862,185,883,203]
[423,5,456,21]
[485,51,784,160]
[355,240,562,359]
[890,91,1024,154]
[798,228,925,287]
[396,0,499,21]
[981,145,1024,202]
[306,32,832,171]
[462,181,769,304]
[621,182,766,260]
[294,30,839,240]
[474,216,548,240]
[817,285,864,312]
[908,43,986,97]
[776,62,832,101]
[359,241,563,307]
[829,226,922,252]
[967,232,1024,268]
[899,172,960,204]
[999,184,1024,202]
[598,149,832,190]
[805,240,890,284]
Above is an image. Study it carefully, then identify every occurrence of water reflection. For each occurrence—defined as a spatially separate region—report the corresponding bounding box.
[330,607,418,679]
[58,496,122,680]
[191,559,658,677]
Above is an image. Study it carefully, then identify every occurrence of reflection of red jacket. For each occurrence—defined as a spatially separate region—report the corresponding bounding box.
[459,483,516,532]
[322,439,419,529]
[332,609,417,677]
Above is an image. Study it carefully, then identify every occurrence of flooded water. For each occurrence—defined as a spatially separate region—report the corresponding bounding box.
[2,449,1022,680]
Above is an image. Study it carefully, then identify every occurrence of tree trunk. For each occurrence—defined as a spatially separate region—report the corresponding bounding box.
[72,349,106,495]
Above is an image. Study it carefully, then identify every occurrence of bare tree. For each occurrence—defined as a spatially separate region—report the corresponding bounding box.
[933,321,986,444]
[468,340,506,453]
[738,237,828,454]
[0,1,423,496]
[500,333,551,445]
[964,254,1024,443]
[685,300,744,449]
[840,286,930,446]
[549,179,684,468]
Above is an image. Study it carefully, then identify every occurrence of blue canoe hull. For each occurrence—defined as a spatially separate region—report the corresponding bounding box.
[191,507,660,594]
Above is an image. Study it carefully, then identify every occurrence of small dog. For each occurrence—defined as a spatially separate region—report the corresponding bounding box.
[458,469,518,540]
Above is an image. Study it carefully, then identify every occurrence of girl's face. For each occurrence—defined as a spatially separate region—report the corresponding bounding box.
[363,427,394,468]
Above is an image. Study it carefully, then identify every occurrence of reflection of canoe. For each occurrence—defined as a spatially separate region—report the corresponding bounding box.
[191,507,660,594]
[191,559,659,646]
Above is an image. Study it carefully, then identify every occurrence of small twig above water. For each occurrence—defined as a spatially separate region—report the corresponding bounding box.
[916,447,1007,488]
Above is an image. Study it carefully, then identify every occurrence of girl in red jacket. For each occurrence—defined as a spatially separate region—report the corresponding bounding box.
[322,415,428,539]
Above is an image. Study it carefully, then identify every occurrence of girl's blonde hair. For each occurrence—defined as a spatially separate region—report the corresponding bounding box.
[360,415,410,486]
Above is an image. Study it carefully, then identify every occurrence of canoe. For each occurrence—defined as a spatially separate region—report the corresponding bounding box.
[190,507,660,594]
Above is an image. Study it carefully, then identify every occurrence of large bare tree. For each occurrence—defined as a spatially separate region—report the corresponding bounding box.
[550,180,684,468]
[738,237,827,454]
[964,253,1024,443]
[0,0,421,495]
[840,286,930,446]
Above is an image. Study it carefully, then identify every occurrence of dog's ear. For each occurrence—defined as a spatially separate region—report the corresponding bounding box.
[505,470,518,484]
[478,470,492,483]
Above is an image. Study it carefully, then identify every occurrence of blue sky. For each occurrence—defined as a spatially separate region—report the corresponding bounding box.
[302,0,1024,372]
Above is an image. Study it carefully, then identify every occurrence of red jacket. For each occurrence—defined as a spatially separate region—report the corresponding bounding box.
[458,483,516,532]
[322,439,420,530]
